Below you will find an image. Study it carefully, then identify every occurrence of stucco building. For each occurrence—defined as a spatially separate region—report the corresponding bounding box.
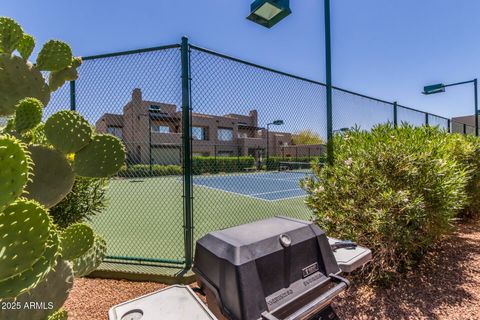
[96,89,324,165]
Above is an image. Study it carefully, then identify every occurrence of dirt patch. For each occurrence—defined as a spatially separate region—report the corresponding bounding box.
[64,221,480,319]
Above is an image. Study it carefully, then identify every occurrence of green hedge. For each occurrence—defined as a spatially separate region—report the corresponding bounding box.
[301,124,470,284]
[117,164,182,177]
[192,156,255,174]
[118,156,256,177]
[265,156,323,170]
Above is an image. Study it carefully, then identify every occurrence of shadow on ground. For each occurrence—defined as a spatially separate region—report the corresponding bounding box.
[334,221,480,320]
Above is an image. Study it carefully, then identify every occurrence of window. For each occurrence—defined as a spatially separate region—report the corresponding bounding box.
[217,128,233,141]
[192,127,207,140]
[107,126,123,139]
[151,125,170,133]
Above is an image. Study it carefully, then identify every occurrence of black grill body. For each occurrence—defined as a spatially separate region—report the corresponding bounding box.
[193,216,348,320]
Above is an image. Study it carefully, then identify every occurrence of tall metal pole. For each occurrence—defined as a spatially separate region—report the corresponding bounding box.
[325,0,334,165]
[149,115,152,174]
[474,78,478,136]
[266,123,270,165]
[69,81,76,111]
[393,101,398,127]
[181,36,194,269]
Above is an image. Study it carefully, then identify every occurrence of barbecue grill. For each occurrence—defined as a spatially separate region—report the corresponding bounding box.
[193,216,371,320]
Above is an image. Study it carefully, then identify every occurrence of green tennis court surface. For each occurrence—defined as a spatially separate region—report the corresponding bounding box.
[91,174,313,267]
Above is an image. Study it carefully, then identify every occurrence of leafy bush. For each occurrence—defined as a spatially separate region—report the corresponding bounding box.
[446,133,480,219]
[117,164,182,177]
[49,177,108,229]
[301,124,469,283]
[192,156,255,174]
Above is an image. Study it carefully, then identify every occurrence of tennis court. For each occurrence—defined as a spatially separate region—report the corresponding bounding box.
[193,170,312,201]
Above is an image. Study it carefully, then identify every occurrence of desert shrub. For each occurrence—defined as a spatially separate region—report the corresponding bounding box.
[192,156,255,174]
[49,177,108,228]
[301,124,469,283]
[446,133,480,219]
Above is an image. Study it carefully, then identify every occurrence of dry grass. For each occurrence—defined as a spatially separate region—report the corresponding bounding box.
[64,221,480,320]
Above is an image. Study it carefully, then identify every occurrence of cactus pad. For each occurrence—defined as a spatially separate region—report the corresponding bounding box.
[24,145,75,208]
[14,98,43,133]
[31,123,48,145]
[0,135,31,209]
[49,64,79,92]
[72,234,107,277]
[74,134,125,178]
[48,309,68,320]
[0,225,59,299]
[0,258,74,320]
[36,40,73,72]
[60,223,95,261]
[17,33,35,60]
[0,17,23,54]
[44,110,93,153]
[0,199,51,280]
[0,54,50,116]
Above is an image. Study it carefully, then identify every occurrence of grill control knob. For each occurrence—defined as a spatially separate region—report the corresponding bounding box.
[279,234,291,247]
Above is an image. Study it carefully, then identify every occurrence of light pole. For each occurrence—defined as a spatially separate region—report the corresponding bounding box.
[266,119,284,164]
[247,0,334,165]
[423,79,478,136]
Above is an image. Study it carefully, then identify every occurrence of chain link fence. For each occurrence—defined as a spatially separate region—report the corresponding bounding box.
[39,39,469,277]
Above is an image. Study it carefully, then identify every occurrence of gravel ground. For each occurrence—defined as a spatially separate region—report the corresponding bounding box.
[64,220,480,320]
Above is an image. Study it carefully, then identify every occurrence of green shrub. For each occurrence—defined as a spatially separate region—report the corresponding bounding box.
[117,164,182,177]
[49,177,108,229]
[192,156,255,174]
[446,133,480,219]
[301,124,469,283]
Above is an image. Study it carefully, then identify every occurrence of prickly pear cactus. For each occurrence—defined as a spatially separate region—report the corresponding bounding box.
[72,234,107,277]
[0,135,31,209]
[0,199,52,280]
[31,123,49,145]
[49,57,82,92]
[61,223,95,261]
[24,145,75,208]
[0,219,59,299]
[14,98,43,133]
[0,259,74,320]
[0,54,50,116]
[0,17,23,54]
[74,134,126,177]
[17,33,35,60]
[44,110,93,154]
[36,40,73,72]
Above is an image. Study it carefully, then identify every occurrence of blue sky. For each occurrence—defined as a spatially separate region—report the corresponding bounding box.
[1,0,479,121]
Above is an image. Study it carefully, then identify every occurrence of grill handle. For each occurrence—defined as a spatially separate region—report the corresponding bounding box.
[261,274,349,320]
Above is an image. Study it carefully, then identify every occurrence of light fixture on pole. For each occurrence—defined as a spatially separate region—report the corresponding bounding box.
[247,0,334,165]
[266,120,284,164]
[422,79,478,136]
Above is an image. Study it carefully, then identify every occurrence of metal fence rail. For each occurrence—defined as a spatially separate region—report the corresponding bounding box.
[42,38,465,277]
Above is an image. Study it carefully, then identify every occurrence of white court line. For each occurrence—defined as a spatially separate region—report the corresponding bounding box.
[250,188,302,196]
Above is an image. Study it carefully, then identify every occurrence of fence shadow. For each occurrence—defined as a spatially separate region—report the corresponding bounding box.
[334,221,480,319]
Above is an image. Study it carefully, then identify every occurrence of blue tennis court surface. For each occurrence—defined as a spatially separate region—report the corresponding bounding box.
[193,171,312,201]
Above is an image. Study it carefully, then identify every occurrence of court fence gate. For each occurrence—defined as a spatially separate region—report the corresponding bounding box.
[47,37,465,278]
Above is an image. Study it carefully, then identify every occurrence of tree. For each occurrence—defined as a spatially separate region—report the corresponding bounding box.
[291,130,325,145]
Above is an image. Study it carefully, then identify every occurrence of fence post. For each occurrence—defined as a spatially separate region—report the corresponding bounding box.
[69,81,76,111]
[181,36,194,269]
[393,101,398,127]
[447,119,451,133]
[425,113,429,126]
[464,123,467,135]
